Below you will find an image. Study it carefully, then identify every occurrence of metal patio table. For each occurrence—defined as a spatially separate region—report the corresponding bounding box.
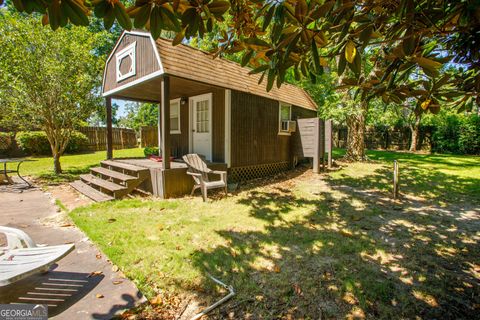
[0,158,33,187]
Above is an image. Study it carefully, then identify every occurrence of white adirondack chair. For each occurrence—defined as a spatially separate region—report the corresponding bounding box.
[0,226,75,286]
[182,154,228,201]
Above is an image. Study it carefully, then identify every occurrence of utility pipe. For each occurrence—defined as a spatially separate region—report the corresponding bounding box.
[190,275,235,320]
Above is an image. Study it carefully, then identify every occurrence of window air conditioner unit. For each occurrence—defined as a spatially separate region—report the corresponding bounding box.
[281,120,297,132]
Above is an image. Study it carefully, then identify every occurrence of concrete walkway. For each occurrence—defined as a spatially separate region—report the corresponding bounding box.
[0,183,146,319]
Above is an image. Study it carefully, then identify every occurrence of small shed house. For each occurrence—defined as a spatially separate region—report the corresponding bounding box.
[72,31,321,201]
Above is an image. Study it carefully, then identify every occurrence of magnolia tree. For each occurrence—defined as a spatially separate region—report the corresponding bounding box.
[0,10,107,173]
[6,0,480,160]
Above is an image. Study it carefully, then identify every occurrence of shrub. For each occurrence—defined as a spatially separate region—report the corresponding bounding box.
[16,131,50,155]
[431,114,480,155]
[16,130,89,155]
[458,115,480,154]
[65,131,88,153]
[144,146,159,157]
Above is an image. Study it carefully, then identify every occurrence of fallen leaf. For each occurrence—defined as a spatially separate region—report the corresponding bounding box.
[96,293,104,299]
[88,271,103,277]
[107,218,116,223]
[112,265,119,272]
[255,295,264,301]
[293,283,303,296]
[95,253,102,259]
[112,280,123,285]
[273,264,281,273]
[150,294,162,305]
[343,292,358,305]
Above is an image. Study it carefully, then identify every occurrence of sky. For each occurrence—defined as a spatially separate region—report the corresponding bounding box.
[112,99,130,118]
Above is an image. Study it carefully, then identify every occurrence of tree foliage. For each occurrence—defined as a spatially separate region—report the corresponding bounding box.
[7,0,479,108]
[118,102,158,131]
[4,0,480,161]
[0,10,107,173]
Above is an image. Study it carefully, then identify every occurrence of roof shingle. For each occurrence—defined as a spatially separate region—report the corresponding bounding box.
[156,38,317,111]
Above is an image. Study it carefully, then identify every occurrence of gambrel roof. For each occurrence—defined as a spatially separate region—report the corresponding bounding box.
[103,31,318,111]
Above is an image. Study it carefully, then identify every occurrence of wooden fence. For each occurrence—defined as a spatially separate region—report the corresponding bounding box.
[78,127,138,150]
[140,126,158,147]
[333,126,432,151]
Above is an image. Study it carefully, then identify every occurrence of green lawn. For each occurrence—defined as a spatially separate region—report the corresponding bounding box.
[69,150,480,319]
[9,148,144,183]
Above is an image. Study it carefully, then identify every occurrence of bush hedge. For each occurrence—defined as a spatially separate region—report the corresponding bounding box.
[16,131,88,155]
[66,131,89,153]
[144,146,159,157]
[16,131,50,155]
[431,114,480,155]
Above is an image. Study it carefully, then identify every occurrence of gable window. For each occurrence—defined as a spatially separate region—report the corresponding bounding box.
[278,102,292,135]
[170,99,181,134]
[116,42,136,82]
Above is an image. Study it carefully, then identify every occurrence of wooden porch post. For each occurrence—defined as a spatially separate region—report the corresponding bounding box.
[160,76,171,169]
[325,119,333,169]
[313,118,321,173]
[106,97,113,160]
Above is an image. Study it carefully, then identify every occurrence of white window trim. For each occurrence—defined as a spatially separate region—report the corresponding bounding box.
[116,41,136,82]
[170,98,181,134]
[278,102,292,136]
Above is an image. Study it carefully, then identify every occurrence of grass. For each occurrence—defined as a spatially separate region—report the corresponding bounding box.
[68,150,480,319]
[330,149,480,204]
[7,148,144,183]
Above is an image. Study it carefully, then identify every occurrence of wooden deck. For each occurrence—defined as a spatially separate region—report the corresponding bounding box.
[113,158,227,198]
[115,158,188,169]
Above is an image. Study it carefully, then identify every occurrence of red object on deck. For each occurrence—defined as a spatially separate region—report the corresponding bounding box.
[148,155,175,162]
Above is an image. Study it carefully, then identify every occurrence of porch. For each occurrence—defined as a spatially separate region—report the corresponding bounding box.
[114,158,227,198]
[70,157,227,201]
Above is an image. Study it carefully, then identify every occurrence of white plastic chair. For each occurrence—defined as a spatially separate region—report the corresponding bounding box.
[0,226,75,286]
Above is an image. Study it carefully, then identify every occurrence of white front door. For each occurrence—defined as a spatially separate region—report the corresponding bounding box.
[190,93,212,161]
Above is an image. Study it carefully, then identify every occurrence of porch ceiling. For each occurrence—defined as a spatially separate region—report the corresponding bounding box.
[112,75,219,103]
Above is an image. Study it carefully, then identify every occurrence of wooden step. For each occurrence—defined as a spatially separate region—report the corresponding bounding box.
[91,167,137,182]
[80,174,127,193]
[101,160,147,173]
[70,181,114,202]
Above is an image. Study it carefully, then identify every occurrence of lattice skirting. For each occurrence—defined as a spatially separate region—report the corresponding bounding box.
[229,162,291,182]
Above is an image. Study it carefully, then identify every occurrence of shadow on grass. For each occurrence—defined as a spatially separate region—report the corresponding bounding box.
[188,164,480,318]
[331,163,480,206]
[36,165,94,185]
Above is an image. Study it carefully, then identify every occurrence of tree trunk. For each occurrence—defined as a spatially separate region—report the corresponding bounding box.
[409,113,422,152]
[53,152,62,174]
[345,101,368,161]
